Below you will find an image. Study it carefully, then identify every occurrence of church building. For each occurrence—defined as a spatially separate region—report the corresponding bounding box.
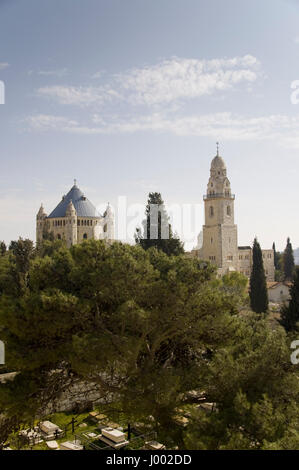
[193,149,275,281]
[36,181,114,248]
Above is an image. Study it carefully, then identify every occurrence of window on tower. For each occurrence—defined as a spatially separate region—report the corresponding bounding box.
[209,206,214,217]
[227,206,231,216]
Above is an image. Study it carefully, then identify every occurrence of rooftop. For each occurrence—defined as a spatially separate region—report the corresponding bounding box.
[48,183,101,219]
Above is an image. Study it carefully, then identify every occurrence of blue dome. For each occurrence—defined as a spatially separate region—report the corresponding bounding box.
[48,184,100,218]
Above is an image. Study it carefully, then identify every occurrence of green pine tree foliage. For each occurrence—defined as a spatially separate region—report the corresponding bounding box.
[283,237,295,281]
[0,239,245,441]
[0,239,298,449]
[249,238,268,313]
[183,317,299,450]
[280,266,299,332]
[135,192,184,256]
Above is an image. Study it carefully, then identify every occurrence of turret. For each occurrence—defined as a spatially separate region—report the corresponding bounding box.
[66,201,77,247]
[103,203,114,242]
[36,204,47,243]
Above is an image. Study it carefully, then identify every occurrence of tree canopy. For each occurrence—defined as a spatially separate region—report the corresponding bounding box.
[283,237,295,281]
[280,266,299,332]
[249,238,268,314]
[0,238,298,449]
[135,192,184,256]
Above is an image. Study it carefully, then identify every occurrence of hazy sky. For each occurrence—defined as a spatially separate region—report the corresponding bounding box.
[1,0,299,250]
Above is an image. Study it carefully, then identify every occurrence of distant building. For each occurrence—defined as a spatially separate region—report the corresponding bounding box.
[192,150,275,281]
[267,281,291,304]
[36,181,114,248]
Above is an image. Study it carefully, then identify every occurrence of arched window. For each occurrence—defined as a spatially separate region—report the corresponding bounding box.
[57,234,61,240]
[83,233,88,239]
[103,224,107,233]
[227,205,231,216]
[209,206,214,217]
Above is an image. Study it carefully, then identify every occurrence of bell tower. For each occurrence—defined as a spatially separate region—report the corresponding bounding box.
[202,145,238,274]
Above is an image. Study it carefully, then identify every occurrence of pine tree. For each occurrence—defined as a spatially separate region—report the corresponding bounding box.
[249,238,268,313]
[280,266,299,332]
[283,237,295,281]
[135,192,184,256]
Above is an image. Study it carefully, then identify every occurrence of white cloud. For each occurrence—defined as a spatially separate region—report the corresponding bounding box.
[36,55,261,107]
[0,62,9,70]
[91,71,106,79]
[26,114,79,132]
[119,55,260,105]
[37,85,121,106]
[25,111,299,148]
[38,68,68,77]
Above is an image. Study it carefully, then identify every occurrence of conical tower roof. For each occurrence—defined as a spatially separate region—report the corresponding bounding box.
[48,183,100,218]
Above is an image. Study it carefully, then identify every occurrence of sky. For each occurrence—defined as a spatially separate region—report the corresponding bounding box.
[0,0,299,251]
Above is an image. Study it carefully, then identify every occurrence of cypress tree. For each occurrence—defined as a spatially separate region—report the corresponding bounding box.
[280,267,299,332]
[272,242,279,270]
[0,242,6,256]
[283,237,295,281]
[249,238,268,313]
[135,192,184,256]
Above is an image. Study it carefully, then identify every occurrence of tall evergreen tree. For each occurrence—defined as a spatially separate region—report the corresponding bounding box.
[135,192,184,256]
[249,238,268,313]
[272,242,279,270]
[0,241,6,256]
[273,242,283,281]
[8,238,35,294]
[280,266,299,332]
[283,237,295,281]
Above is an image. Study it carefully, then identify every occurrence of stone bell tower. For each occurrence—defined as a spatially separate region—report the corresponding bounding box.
[202,145,238,275]
[103,203,114,242]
